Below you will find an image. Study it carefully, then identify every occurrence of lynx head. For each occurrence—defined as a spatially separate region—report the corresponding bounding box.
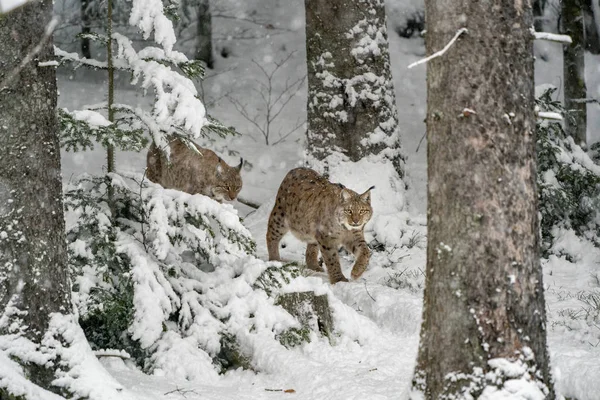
[337,186,374,230]
[211,158,243,202]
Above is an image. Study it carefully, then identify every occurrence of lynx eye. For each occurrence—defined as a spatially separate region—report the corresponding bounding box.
[344,210,352,215]
[359,210,367,214]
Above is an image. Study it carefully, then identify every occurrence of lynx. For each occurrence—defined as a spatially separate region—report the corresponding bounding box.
[146,138,243,202]
[267,167,374,284]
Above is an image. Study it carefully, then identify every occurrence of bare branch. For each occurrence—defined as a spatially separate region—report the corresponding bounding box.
[272,118,306,146]
[408,28,468,69]
[227,95,266,139]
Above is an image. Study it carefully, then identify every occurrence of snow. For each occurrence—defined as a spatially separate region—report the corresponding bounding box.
[70,110,112,127]
[531,29,572,44]
[0,0,27,13]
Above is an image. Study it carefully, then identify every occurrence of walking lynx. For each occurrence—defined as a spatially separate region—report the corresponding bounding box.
[146,138,243,202]
[267,167,374,284]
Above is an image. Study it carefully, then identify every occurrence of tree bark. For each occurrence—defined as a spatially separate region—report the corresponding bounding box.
[81,0,92,58]
[304,0,402,173]
[562,0,588,147]
[0,0,71,391]
[533,0,546,31]
[412,1,555,398]
[195,0,214,69]
[276,291,333,337]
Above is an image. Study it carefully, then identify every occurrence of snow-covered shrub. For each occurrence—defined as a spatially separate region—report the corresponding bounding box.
[536,87,600,255]
[65,173,311,375]
[55,0,318,379]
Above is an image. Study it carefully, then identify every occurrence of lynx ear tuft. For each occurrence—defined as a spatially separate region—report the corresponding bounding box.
[237,158,243,171]
[360,186,375,202]
[341,189,353,202]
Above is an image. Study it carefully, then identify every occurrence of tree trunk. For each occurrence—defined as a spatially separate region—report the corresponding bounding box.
[563,0,588,147]
[533,0,546,31]
[195,0,214,69]
[0,0,71,391]
[584,0,600,54]
[276,291,333,337]
[304,0,402,173]
[412,1,555,398]
[81,0,92,58]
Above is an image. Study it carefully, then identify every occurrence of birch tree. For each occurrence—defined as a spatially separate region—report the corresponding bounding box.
[304,0,402,173]
[411,1,555,398]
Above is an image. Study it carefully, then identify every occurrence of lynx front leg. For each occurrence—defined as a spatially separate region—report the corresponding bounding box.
[305,243,323,272]
[266,205,288,261]
[346,233,371,280]
[317,235,348,284]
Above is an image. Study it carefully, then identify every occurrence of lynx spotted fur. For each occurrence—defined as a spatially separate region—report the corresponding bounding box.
[146,138,243,202]
[267,167,374,284]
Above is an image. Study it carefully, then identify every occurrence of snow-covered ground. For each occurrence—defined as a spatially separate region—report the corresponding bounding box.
[52,0,600,398]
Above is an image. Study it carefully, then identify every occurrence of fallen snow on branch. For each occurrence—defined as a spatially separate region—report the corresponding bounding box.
[530,29,572,44]
[537,111,563,121]
[408,28,468,69]
[70,109,112,127]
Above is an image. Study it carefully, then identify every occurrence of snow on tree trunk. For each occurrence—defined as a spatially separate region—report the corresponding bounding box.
[562,0,588,147]
[304,0,402,173]
[276,291,333,337]
[0,0,70,390]
[195,0,214,69]
[411,1,555,398]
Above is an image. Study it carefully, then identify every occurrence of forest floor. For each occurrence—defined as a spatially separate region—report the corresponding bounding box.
[56,0,600,398]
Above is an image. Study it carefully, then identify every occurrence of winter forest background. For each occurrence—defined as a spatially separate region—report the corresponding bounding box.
[1,0,600,399]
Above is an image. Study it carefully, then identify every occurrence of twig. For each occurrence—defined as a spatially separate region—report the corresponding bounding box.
[571,97,600,104]
[272,118,306,146]
[415,132,426,153]
[0,17,59,91]
[236,196,261,209]
[163,387,199,397]
[364,281,376,302]
[228,52,304,145]
[408,28,468,69]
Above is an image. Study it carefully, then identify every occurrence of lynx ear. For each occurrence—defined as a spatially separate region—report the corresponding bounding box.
[340,189,353,202]
[216,161,223,176]
[237,158,243,171]
[360,186,375,202]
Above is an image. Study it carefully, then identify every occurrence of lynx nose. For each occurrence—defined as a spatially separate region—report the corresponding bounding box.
[228,190,236,200]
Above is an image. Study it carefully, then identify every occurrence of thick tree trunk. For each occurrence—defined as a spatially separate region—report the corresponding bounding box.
[81,0,92,58]
[533,0,546,31]
[195,0,214,69]
[304,0,402,173]
[412,1,555,398]
[584,0,600,54]
[563,0,588,147]
[0,0,71,391]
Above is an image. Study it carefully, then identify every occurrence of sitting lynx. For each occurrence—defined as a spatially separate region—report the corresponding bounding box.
[267,167,374,284]
[146,138,243,202]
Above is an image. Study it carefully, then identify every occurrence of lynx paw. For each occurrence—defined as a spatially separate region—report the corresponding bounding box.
[330,275,349,284]
[351,270,365,280]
